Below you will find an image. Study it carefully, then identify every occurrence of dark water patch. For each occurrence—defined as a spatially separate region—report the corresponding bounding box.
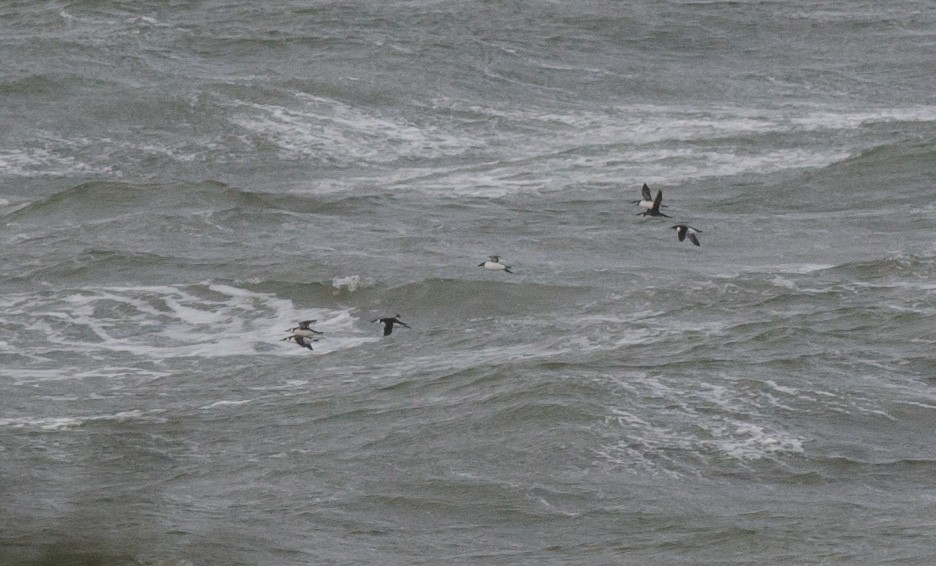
[346,481,573,530]
[0,542,140,566]
[798,139,936,212]
[3,249,182,287]
[176,180,403,218]
[381,277,595,320]
[1,179,381,228]
[721,137,936,214]
[271,191,402,217]
[819,253,936,282]
[0,73,112,98]
[815,456,936,483]
[175,180,293,212]
[4,181,150,224]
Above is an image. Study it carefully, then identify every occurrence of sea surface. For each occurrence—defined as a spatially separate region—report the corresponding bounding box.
[2,1,936,564]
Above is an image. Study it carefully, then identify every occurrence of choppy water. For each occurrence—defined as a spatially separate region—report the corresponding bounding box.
[2,1,936,564]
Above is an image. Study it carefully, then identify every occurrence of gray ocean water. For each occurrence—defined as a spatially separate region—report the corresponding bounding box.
[2,1,936,564]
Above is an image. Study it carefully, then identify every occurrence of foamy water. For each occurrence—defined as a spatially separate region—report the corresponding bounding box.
[2,2,936,565]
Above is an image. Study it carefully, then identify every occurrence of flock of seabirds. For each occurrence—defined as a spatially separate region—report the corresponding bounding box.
[282,183,701,350]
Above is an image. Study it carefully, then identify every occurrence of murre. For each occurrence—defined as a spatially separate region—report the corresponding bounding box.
[282,333,316,350]
[372,315,411,336]
[638,188,670,218]
[672,224,702,246]
[633,183,658,211]
[286,319,323,339]
[478,255,513,273]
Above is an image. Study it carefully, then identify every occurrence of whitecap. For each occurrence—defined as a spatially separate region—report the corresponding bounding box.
[0,409,156,431]
[1,282,372,361]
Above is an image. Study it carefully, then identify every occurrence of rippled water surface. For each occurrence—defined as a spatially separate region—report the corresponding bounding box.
[2,1,935,564]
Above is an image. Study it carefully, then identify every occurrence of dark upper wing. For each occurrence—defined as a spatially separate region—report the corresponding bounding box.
[688,232,700,246]
[641,183,652,201]
[652,189,663,212]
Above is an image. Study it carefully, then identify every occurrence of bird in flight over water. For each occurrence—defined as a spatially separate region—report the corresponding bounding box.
[372,315,411,336]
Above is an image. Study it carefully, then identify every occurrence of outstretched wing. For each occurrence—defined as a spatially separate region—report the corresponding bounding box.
[641,183,652,201]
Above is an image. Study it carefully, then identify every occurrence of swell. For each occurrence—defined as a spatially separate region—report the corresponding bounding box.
[1,179,405,225]
[242,276,600,328]
[732,138,936,214]
[608,256,936,377]
[819,253,936,281]
[380,277,595,317]
[1,250,185,289]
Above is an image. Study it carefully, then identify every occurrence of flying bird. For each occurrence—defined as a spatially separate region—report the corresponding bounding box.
[282,333,316,350]
[633,183,667,211]
[672,224,702,246]
[638,189,670,218]
[478,255,513,273]
[286,320,323,339]
[372,315,411,336]
[633,183,654,210]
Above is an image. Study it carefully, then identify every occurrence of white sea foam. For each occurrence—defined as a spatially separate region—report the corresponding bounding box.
[229,96,482,167]
[332,275,376,293]
[0,147,119,178]
[791,106,936,131]
[598,374,809,477]
[0,282,374,362]
[0,409,158,431]
[770,263,837,274]
[232,97,838,197]
[378,101,936,196]
[200,400,252,410]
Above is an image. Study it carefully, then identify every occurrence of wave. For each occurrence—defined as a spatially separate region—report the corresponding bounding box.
[0,409,163,431]
[0,143,120,179]
[4,180,260,220]
[0,180,409,229]
[380,276,593,317]
[593,353,934,479]
[2,181,154,224]
[731,138,936,214]
[227,95,485,168]
[0,281,375,364]
[819,253,936,282]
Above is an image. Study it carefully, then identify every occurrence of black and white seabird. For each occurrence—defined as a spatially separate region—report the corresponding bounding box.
[633,183,668,211]
[478,255,513,273]
[633,183,653,210]
[371,315,410,336]
[286,319,323,339]
[282,333,316,350]
[638,188,670,218]
[671,224,702,246]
